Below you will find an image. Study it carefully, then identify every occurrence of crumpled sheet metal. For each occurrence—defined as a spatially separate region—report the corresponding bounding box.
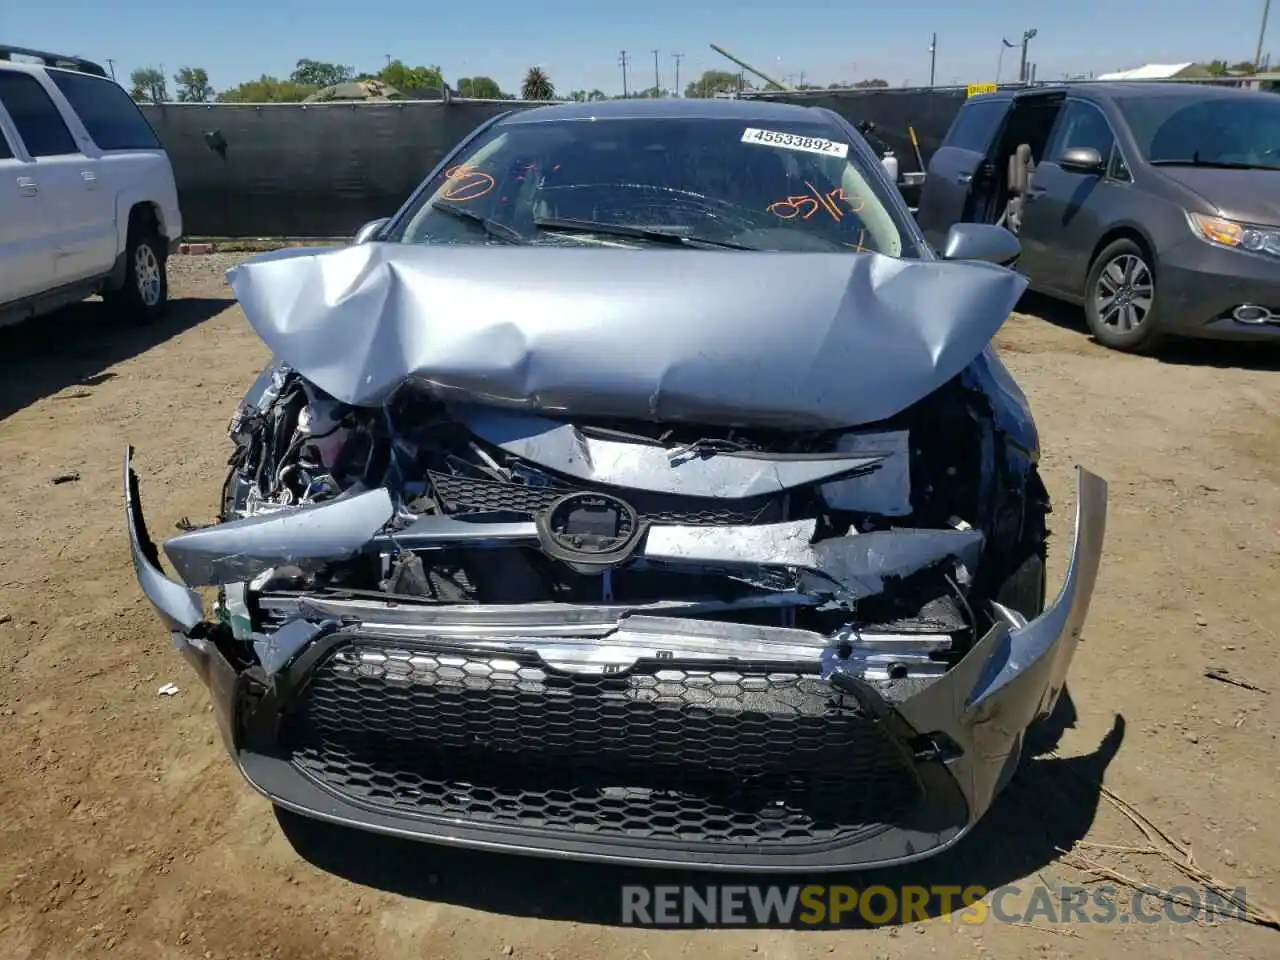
[162,488,394,587]
[227,242,1029,430]
[644,520,985,599]
[452,404,887,499]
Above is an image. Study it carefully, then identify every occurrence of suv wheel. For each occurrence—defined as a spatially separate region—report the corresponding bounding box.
[1083,239,1163,352]
[108,226,169,324]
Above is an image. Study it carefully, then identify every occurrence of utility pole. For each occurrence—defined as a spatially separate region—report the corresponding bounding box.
[385,54,392,67]
[798,70,807,87]
[1258,0,1272,69]
[997,37,1014,84]
[619,50,630,97]
[928,33,937,87]
[1018,28,1038,82]
[672,53,683,97]
[652,49,661,96]
[105,58,116,81]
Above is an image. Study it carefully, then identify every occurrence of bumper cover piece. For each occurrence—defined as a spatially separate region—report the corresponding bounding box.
[126,447,1107,871]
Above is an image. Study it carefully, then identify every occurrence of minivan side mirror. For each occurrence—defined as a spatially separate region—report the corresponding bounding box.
[353,218,389,244]
[1058,146,1105,175]
[940,223,1021,266]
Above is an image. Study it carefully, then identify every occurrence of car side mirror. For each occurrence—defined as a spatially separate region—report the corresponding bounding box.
[940,223,1021,266]
[1058,146,1105,175]
[353,218,389,244]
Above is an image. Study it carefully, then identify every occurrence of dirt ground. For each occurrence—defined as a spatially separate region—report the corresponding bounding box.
[1,255,1278,960]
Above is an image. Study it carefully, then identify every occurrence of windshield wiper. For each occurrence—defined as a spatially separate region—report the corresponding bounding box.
[430,201,525,243]
[531,216,757,250]
[1149,157,1277,170]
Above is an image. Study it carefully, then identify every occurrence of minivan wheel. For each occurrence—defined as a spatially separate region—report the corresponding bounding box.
[106,228,169,324]
[1084,239,1163,352]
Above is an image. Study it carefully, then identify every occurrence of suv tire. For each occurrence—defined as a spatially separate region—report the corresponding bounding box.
[1083,238,1163,353]
[107,225,169,324]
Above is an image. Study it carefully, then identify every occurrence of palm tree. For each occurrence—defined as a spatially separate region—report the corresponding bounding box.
[522,66,555,100]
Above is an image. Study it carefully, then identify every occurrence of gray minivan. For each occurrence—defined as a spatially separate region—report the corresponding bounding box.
[915,82,1280,352]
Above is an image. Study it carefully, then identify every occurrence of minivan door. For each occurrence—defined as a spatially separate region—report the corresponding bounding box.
[915,96,1010,251]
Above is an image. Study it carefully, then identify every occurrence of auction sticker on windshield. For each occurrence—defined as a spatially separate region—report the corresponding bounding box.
[742,128,850,159]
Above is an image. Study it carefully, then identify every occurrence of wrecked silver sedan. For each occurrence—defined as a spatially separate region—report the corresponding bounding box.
[126,99,1106,871]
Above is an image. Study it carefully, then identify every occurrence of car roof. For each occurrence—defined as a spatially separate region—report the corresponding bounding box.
[0,46,109,78]
[981,81,1268,104]
[496,96,834,126]
[0,59,43,74]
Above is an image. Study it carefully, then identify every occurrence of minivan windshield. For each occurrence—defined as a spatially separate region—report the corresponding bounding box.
[1116,93,1280,170]
[388,115,920,256]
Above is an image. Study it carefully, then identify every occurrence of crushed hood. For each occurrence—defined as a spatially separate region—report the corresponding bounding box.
[227,242,1027,430]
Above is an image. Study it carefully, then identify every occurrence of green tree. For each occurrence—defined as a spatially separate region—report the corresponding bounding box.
[522,66,555,100]
[217,75,317,102]
[129,67,168,103]
[458,75,503,98]
[566,89,608,102]
[684,69,740,98]
[1228,60,1257,74]
[173,66,213,102]
[853,78,890,88]
[379,60,444,92]
[290,59,354,87]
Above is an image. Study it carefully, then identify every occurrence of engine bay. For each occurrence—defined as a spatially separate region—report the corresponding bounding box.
[197,362,1047,681]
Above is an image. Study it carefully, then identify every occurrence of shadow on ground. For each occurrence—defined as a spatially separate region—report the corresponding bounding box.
[278,691,1125,930]
[1018,292,1280,371]
[0,296,230,422]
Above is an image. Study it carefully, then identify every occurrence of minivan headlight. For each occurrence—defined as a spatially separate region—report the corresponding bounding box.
[1185,212,1280,257]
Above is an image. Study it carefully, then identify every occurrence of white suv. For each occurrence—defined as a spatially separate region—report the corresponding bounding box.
[0,46,183,327]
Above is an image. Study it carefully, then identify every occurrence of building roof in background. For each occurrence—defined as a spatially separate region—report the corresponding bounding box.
[1097,63,1207,81]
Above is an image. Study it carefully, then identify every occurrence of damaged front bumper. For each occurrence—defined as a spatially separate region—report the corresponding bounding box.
[125,447,1106,872]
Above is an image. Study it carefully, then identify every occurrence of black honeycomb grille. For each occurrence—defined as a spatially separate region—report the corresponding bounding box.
[283,642,923,848]
[427,470,781,526]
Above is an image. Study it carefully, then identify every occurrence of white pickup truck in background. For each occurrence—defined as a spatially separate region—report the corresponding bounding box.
[0,46,183,328]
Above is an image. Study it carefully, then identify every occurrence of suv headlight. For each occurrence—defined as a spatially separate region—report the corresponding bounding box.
[1185,212,1280,257]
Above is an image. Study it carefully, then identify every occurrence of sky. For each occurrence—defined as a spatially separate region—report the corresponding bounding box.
[3,1,1274,97]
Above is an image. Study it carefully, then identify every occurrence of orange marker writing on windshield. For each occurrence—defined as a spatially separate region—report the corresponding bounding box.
[442,164,496,201]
